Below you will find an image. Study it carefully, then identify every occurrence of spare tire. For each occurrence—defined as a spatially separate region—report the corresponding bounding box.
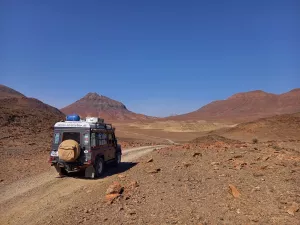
[58,140,80,162]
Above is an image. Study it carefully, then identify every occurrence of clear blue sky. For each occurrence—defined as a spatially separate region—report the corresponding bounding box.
[1,0,299,117]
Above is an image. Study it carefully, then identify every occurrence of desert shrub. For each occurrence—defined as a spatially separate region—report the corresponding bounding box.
[252,138,258,144]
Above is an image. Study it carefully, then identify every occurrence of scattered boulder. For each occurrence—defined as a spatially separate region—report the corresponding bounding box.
[106,182,124,195]
[105,193,120,204]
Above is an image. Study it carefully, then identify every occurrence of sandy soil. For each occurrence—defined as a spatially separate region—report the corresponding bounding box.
[0,145,166,225]
[1,140,299,225]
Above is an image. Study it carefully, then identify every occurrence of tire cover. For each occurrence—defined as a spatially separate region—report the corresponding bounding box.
[58,140,80,162]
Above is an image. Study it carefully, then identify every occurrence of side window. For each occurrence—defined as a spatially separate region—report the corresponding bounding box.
[91,133,96,147]
[54,133,60,144]
[97,133,102,145]
[102,133,107,145]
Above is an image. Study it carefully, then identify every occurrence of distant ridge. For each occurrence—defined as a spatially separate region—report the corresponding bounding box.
[165,88,300,122]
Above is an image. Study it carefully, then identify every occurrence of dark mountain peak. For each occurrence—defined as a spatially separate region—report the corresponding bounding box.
[78,92,126,109]
[61,92,153,120]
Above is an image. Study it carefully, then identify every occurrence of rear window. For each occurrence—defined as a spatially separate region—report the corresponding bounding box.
[62,132,80,144]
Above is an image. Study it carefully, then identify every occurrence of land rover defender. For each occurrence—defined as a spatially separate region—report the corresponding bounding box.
[48,114,122,178]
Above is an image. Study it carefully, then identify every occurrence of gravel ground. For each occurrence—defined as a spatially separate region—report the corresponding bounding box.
[39,141,300,225]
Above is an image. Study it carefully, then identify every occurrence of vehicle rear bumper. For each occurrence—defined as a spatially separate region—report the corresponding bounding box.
[52,161,90,173]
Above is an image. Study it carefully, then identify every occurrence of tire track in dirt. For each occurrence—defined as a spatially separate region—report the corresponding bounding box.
[0,145,166,225]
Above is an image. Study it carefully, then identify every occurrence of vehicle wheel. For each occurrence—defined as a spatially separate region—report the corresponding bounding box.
[95,157,105,177]
[112,152,121,167]
[60,168,69,176]
[54,165,68,177]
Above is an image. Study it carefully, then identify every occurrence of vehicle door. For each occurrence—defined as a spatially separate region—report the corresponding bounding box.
[107,132,116,159]
[98,131,111,160]
[90,131,106,161]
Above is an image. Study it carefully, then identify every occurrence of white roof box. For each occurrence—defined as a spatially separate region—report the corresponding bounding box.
[85,117,104,123]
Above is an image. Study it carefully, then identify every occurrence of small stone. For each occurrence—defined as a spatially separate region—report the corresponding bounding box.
[287,202,299,216]
[211,162,220,166]
[128,181,139,188]
[105,193,120,203]
[251,186,261,192]
[106,182,124,195]
[192,152,202,157]
[84,209,89,213]
[118,174,126,179]
[147,168,161,173]
[147,158,153,163]
[262,156,270,161]
[229,184,241,198]
[129,211,136,215]
[183,162,192,167]
[253,172,264,177]
[233,155,243,158]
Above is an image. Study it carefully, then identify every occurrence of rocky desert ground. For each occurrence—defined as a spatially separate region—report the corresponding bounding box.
[0,84,300,225]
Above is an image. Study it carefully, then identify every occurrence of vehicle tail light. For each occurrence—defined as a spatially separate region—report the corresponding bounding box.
[48,156,54,163]
[84,160,92,165]
[84,150,92,162]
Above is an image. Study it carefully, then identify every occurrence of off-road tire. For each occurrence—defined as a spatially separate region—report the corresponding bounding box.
[60,168,69,176]
[112,152,121,167]
[95,157,105,177]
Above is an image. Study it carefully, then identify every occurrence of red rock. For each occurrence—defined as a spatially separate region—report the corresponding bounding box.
[287,202,299,216]
[147,158,153,163]
[106,182,124,195]
[229,184,241,198]
[105,194,120,203]
[192,152,202,157]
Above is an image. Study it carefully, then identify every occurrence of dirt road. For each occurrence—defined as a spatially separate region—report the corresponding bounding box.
[0,145,166,225]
